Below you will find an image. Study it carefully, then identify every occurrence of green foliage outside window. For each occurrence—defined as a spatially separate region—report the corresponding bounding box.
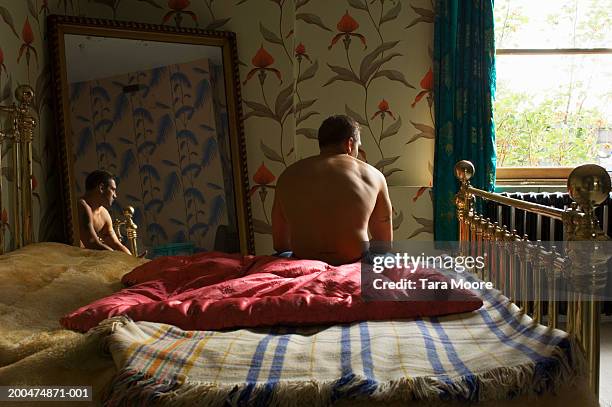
[494,0,611,168]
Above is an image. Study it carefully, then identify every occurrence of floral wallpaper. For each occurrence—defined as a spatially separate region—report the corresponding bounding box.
[69,58,231,252]
[0,0,435,255]
[0,0,61,252]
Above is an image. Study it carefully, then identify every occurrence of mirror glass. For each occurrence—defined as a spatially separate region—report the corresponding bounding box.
[51,18,253,256]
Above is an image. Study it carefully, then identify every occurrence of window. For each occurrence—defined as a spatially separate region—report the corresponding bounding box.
[494,0,612,180]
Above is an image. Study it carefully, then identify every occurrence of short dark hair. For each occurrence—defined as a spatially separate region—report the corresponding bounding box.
[318,115,359,149]
[85,170,114,191]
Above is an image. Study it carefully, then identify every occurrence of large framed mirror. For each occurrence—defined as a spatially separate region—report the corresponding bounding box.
[48,15,254,256]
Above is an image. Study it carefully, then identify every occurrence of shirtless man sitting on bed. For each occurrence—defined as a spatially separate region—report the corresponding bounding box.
[78,170,132,255]
[272,115,392,266]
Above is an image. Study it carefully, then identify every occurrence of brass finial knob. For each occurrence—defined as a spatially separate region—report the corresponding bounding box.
[454,160,475,182]
[567,164,611,209]
[15,85,34,104]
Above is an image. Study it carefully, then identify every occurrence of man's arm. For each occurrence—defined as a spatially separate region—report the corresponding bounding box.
[100,211,132,255]
[78,201,114,251]
[368,172,393,252]
[272,190,291,253]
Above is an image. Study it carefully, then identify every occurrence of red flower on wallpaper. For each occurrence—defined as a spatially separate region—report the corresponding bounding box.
[0,48,6,77]
[252,46,274,67]
[22,18,34,45]
[295,43,311,63]
[243,46,282,85]
[338,10,359,32]
[253,162,276,185]
[162,0,197,27]
[329,11,366,50]
[249,163,276,202]
[371,99,395,120]
[17,18,38,68]
[412,68,433,108]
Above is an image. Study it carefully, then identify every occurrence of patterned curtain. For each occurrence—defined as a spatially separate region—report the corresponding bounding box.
[432,0,497,241]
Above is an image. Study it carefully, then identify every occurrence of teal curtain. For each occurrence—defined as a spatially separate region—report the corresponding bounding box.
[432,0,497,241]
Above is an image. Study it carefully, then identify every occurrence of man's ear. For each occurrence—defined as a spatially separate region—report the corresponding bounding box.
[347,137,356,154]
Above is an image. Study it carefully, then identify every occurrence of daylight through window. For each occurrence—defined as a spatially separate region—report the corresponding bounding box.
[494,0,611,174]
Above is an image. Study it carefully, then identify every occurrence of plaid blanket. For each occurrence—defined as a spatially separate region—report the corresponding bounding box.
[101,291,581,406]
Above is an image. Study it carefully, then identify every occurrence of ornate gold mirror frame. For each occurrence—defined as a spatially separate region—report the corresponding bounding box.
[48,15,254,255]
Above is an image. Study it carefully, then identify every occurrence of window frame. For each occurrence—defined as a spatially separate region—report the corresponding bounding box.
[495,47,612,181]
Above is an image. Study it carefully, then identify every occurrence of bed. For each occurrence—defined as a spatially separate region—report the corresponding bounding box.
[0,160,608,406]
[0,251,596,405]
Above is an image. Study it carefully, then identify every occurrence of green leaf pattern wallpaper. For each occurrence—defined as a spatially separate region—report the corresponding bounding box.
[0,0,435,254]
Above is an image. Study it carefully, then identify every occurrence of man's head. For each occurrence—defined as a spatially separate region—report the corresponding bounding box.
[318,115,361,157]
[85,170,117,207]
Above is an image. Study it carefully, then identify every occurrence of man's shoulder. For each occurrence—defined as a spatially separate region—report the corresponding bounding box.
[78,198,90,210]
[278,157,312,182]
[100,206,112,218]
[357,159,385,181]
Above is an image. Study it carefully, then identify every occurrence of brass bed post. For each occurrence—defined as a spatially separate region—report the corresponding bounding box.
[454,160,474,244]
[486,222,496,283]
[15,86,36,248]
[502,227,513,296]
[531,244,543,325]
[113,206,139,257]
[455,161,474,263]
[478,217,487,280]
[519,235,530,315]
[508,230,521,305]
[547,252,562,330]
[563,164,611,395]
[0,85,36,252]
[470,214,479,266]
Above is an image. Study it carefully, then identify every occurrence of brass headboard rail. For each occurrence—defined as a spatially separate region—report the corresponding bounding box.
[465,186,564,220]
[454,160,611,397]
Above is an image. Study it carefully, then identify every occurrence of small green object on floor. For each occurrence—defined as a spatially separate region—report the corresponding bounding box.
[150,242,196,258]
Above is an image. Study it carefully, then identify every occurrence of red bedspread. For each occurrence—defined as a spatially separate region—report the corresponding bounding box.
[60,252,483,332]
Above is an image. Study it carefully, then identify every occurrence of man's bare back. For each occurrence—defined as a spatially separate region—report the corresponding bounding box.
[272,154,392,265]
[78,198,113,248]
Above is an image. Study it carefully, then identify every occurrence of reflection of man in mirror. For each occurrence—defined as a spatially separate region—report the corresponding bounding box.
[78,170,132,254]
[272,115,392,266]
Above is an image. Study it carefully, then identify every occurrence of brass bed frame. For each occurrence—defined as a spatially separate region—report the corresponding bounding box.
[0,85,37,254]
[0,86,139,256]
[454,160,610,396]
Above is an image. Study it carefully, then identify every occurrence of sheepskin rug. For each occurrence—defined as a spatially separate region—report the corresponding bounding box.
[0,243,146,400]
